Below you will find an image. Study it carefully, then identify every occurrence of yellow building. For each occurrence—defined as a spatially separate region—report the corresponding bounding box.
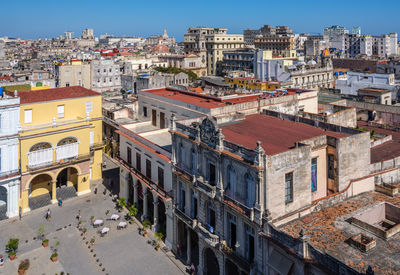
[18,86,103,212]
[224,77,283,91]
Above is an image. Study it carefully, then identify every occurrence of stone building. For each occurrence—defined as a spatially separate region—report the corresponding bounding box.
[183,27,244,76]
[158,53,207,77]
[254,36,296,58]
[91,59,122,92]
[169,109,371,275]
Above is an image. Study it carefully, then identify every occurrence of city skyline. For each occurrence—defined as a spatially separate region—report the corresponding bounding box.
[1,0,399,40]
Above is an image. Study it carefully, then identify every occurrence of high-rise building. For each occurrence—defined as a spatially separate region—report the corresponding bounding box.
[64,31,74,40]
[82,28,94,40]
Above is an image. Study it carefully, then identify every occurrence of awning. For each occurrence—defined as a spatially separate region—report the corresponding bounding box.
[268,249,294,275]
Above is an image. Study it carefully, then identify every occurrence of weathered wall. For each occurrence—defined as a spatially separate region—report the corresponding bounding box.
[266,145,312,220]
[337,132,371,192]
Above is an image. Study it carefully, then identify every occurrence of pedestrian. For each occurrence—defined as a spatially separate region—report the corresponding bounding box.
[189,263,195,275]
[58,197,63,207]
[46,209,51,221]
[76,210,81,221]
[19,207,22,221]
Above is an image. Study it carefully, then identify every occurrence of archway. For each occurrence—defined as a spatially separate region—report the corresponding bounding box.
[225,259,240,275]
[204,247,219,275]
[0,185,7,220]
[56,167,78,201]
[29,173,52,210]
[128,174,134,205]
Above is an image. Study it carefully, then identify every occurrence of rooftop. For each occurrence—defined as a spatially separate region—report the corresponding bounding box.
[18,86,101,104]
[280,191,400,275]
[141,87,262,109]
[358,121,400,163]
[220,114,348,155]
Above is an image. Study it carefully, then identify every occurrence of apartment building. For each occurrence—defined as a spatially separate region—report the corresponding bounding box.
[18,86,103,213]
[183,27,244,76]
[55,60,92,88]
[254,35,296,58]
[158,53,207,77]
[91,59,122,92]
[330,33,398,58]
[0,90,20,219]
[221,48,255,76]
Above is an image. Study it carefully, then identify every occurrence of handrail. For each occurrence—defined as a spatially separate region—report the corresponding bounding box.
[27,152,91,171]
[115,156,172,200]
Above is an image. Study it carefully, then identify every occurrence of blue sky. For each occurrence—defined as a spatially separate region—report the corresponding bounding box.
[1,0,399,40]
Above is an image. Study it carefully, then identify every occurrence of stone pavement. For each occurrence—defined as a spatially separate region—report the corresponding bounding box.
[0,188,187,275]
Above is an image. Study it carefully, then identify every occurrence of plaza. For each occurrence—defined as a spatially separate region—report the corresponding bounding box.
[0,186,187,275]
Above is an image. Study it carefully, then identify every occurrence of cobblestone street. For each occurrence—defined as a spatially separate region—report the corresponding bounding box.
[0,186,186,275]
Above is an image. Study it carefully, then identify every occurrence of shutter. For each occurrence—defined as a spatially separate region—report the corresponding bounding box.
[24,110,32,123]
[90,131,94,146]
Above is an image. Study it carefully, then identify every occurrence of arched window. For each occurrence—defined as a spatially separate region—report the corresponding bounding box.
[57,137,78,146]
[245,173,256,207]
[191,148,197,173]
[225,165,236,198]
[30,142,52,152]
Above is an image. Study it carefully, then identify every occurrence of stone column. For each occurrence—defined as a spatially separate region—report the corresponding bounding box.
[51,180,57,203]
[152,193,159,232]
[141,185,148,221]
[186,227,191,265]
[133,181,138,206]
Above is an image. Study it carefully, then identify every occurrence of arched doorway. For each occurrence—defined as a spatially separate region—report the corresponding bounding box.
[225,259,240,275]
[204,247,219,275]
[0,186,7,220]
[29,173,52,210]
[128,175,134,205]
[56,167,78,201]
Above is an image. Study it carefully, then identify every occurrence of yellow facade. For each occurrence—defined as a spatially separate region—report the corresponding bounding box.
[19,89,103,212]
[225,77,281,91]
[31,85,51,91]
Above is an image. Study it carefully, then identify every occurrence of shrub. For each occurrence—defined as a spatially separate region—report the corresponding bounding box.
[51,253,58,258]
[142,219,151,231]
[155,232,164,242]
[6,238,19,253]
[18,259,30,270]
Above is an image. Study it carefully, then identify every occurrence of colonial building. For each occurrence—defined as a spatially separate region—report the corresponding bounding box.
[18,86,103,213]
[158,53,207,77]
[0,90,20,219]
[170,110,370,275]
[183,27,244,76]
[91,59,122,93]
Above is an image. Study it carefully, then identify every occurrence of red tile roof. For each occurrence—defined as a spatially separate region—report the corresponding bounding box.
[18,86,101,105]
[220,114,348,155]
[142,88,261,109]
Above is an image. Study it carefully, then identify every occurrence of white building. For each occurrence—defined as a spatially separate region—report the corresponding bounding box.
[91,59,122,92]
[336,71,400,100]
[0,90,20,219]
[330,33,398,58]
[323,25,349,40]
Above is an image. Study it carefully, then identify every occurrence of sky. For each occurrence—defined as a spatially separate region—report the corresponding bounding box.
[1,0,399,41]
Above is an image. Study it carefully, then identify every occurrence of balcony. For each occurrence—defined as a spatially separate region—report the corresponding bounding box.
[27,148,53,169]
[27,151,91,172]
[174,206,197,229]
[223,194,254,221]
[174,164,194,183]
[56,143,78,162]
[196,176,217,198]
[220,244,252,272]
[115,156,172,201]
[197,222,219,247]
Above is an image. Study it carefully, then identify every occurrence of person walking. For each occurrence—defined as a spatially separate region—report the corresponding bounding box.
[189,263,195,275]
[76,210,81,222]
[58,197,63,207]
[46,209,51,221]
[19,207,22,221]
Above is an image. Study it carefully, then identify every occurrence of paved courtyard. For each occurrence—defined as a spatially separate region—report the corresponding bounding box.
[0,187,186,275]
